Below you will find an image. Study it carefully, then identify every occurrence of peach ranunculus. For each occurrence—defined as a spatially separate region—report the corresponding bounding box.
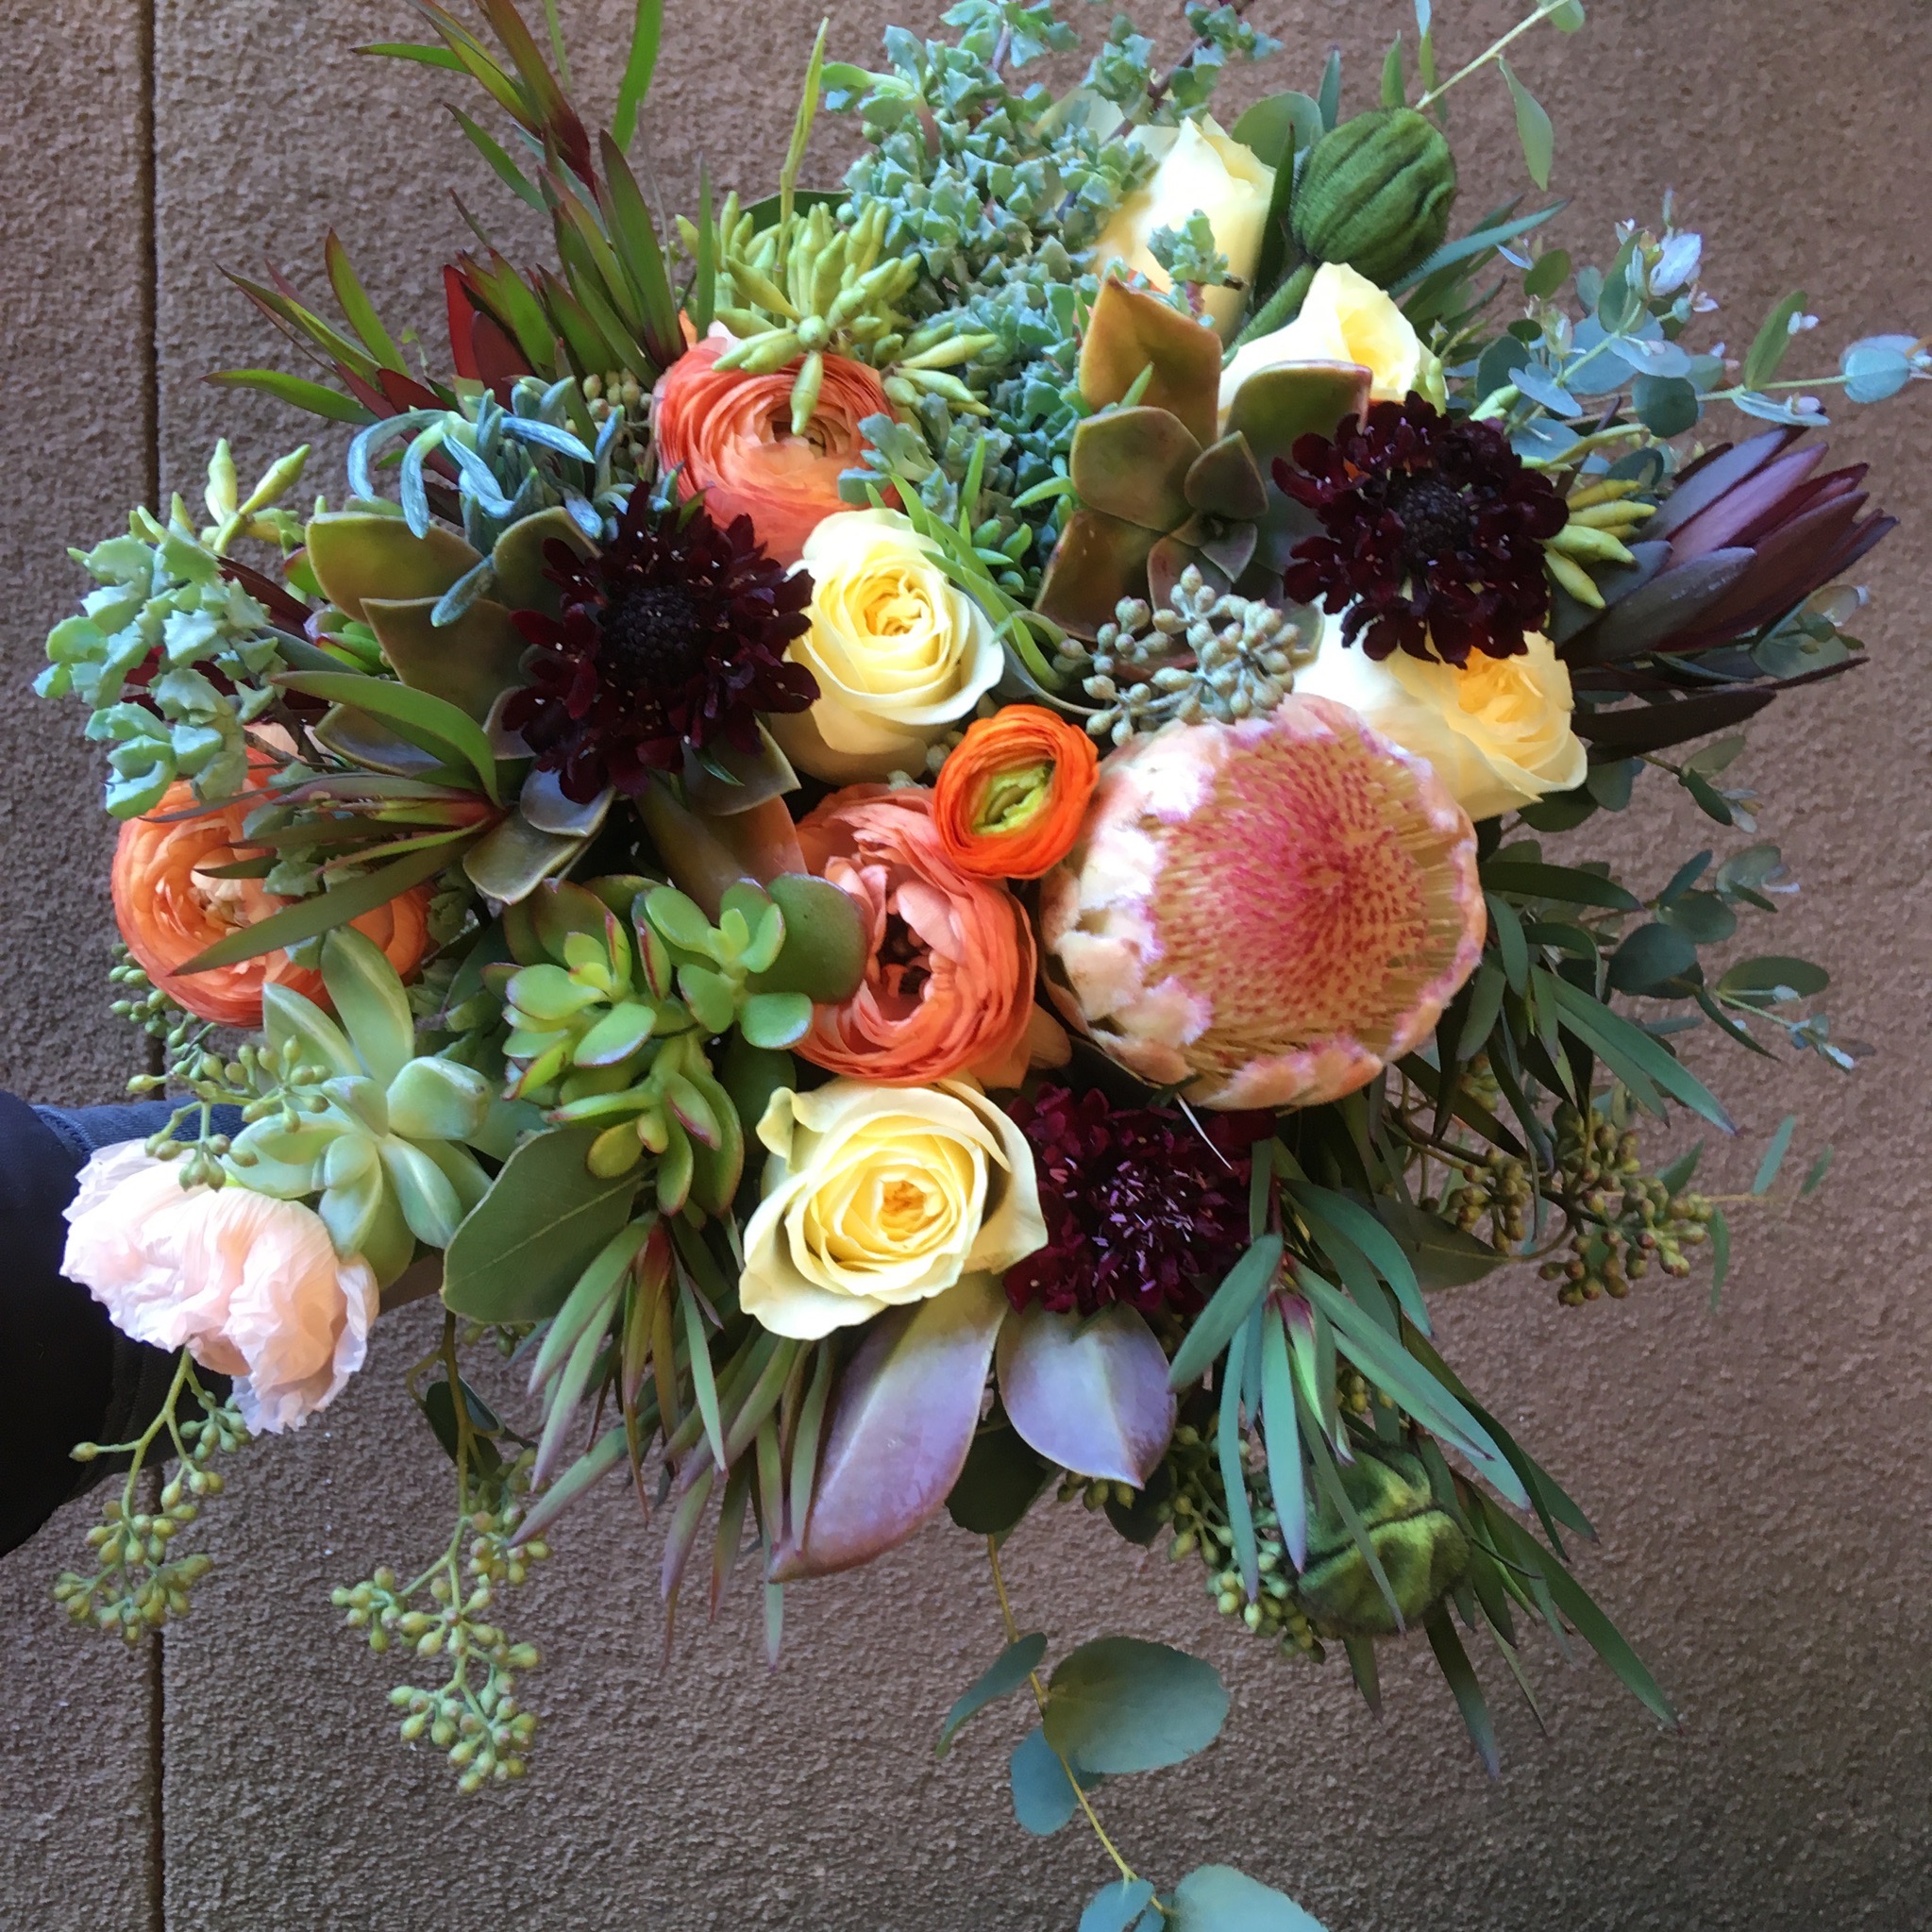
[651,334,890,565]
[112,766,431,1029]
[932,705,1100,880]
[795,784,1036,1087]
[59,1140,378,1435]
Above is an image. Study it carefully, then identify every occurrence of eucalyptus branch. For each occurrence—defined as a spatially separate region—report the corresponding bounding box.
[1417,0,1575,110]
[985,1537,1146,1893]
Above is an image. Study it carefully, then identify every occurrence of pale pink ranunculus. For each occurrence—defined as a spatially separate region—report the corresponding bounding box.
[60,1141,378,1435]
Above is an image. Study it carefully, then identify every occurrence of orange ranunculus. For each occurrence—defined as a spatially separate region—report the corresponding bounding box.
[112,769,432,1029]
[932,706,1100,880]
[795,784,1035,1086]
[651,335,889,564]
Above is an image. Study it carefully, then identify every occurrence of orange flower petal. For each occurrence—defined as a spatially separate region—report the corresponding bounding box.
[111,757,432,1029]
[933,706,1100,879]
[652,337,890,565]
[795,784,1034,1085]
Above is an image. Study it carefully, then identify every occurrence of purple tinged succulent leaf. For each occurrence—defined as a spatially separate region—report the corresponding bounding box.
[769,1275,1008,1580]
[304,511,481,622]
[1077,278,1223,445]
[1033,512,1163,642]
[1183,433,1269,521]
[1222,361,1371,468]
[1068,408,1200,530]
[996,1302,1177,1487]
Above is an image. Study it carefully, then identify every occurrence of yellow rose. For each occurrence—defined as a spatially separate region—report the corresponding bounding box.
[740,1078,1047,1340]
[771,508,1004,784]
[1088,116,1275,337]
[1294,618,1587,823]
[1218,260,1445,427]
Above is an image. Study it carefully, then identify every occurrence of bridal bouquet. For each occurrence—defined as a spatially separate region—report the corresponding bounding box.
[36,0,1922,1920]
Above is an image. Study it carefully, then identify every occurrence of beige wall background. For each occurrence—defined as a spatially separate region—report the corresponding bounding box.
[2,2,1927,1926]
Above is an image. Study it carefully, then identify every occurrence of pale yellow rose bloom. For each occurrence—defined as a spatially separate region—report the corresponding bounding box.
[1088,116,1275,336]
[739,1078,1048,1341]
[773,507,1004,783]
[1219,260,1445,428]
[1294,617,1588,823]
[59,1140,379,1435]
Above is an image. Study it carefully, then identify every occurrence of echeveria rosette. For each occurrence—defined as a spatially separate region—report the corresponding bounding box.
[225,928,495,1287]
[1040,696,1485,1109]
[501,490,817,805]
[1277,394,1569,668]
[1033,278,1370,639]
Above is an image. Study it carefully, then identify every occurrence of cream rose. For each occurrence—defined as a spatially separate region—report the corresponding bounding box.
[740,1078,1047,1341]
[1295,617,1587,822]
[772,508,1004,784]
[1088,116,1275,336]
[60,1141,378,1435]
[1219,260,1445,427]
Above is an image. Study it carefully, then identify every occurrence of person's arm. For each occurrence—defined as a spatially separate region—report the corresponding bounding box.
[0,1096,232,1558]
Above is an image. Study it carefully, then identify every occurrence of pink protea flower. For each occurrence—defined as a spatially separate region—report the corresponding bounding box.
[1038,697,1485,1109]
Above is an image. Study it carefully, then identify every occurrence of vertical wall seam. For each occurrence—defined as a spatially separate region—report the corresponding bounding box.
[135,2,164,1919]
[137,0,159,515]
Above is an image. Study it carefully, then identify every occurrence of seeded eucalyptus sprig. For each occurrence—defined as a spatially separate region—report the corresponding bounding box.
[334,1316,550,1792]
[54,1351,248,1642]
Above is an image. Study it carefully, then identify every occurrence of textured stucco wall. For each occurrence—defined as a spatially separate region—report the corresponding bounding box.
[2,3,1928,1927]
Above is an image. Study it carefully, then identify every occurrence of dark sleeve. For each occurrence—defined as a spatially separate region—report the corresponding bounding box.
[0,1096,238,1559]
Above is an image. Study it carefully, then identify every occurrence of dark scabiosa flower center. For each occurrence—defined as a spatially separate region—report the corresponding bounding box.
[600,583,706,690]
[499,493,818,804]
[1276,393,1569,667]
[1392,474,1474,569]
[1002,1087,1262,1320]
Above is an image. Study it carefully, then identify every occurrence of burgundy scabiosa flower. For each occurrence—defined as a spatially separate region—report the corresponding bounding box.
[1277,393,1568,667]
[502,491,818,802]
[1002,1087,1261,1319]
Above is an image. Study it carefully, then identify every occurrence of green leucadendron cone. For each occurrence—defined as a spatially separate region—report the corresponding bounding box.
[1295,1442,1470,1638]
[1291,106,1459,290]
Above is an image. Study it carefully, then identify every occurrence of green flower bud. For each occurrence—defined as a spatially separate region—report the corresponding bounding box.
[1291,108,1459,289]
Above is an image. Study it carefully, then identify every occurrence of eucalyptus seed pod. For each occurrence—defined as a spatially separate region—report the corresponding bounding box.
[1294,1442,1469,1638]
[1290,107,1459,289]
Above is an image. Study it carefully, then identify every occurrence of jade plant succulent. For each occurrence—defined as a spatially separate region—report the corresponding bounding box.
[483,870,866,1206]
[1034,279,1371,639]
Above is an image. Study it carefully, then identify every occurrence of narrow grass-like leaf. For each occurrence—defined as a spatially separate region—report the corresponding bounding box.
[1800,1144,1834,1197]
[175,839,457,973]
[1753,1115,1797,1194]
[1425,1606,1500,1774]
[275,669,501,801]
[1218,1309,1259,1599]
[1258,1303,1307,1571]
[680,1280,728,1472]
[1168,1234,1281,1389]
[1545,973,1734,1131]
[1744,291,1808,393]
[208,369,374,424]
[449,105,545,210]
[511,1420,626,1545]
[612,0,664,150]
[1707,1205,1731,1310]
[1290,1183,1429,1334]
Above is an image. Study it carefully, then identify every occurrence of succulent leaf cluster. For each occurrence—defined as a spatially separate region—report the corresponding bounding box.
[227,928,496,1285]
[37,444,311,815]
